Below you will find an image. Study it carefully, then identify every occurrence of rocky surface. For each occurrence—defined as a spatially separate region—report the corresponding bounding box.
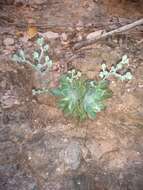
[0,43,143,189]
[3,38,15,46]
[59,141,81,170]
[0,0,143,190]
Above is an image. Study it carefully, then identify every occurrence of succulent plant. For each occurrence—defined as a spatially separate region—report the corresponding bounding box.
[51,69,112,120]
[12,37,53,72]
[99,55,133,81]
[12,39,133,122]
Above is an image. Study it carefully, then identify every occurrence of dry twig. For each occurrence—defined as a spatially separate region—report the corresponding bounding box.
[73,18,143,50]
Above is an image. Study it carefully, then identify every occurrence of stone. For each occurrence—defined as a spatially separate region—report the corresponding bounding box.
[0,141,18,164]
[60,141,81,170]
[15,0,47,5]
[10,122,33,142]
[1,90,20,109]
[3,37,14,46]
[0,164,37,190]
[61,32,68,41]
[60,33,69,45]
[31,0,47,4]
[40,31,60,39]
[86,138,118,161]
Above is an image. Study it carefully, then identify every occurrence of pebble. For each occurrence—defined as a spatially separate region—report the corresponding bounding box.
[3,37,14,46]
[61,32,68,41]
[40,31,60,39]
[60,141,81,170]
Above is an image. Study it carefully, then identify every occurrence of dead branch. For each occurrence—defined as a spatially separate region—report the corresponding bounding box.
[73,18,143,50]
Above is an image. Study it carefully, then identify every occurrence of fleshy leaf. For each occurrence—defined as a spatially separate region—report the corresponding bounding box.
[50,88,62,96]
[116,63,123,70]
[12,54,21,62]
[36,37,44,46]
[124,72,133,80]
[45,56,50,62]
[47,60,53,68]
[33,51,39,60]
[99,72,104,78]
[103,71,109,77]
[83,91,104,119]
[111,66,116,72]
[44,44,49,51]
[19,50,25,59]
[101,63,106,71]
[87,110,96,119]
[95,88,112,100]
[36,63,43,70]
[97,80,109,89]
[121,55,129,65]
[59,88,78,114]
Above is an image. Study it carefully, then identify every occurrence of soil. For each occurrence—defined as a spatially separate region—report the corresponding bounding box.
[0,0,143,190]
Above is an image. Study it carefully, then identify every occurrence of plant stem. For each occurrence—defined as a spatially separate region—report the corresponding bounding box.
[38,46,44,64]
[25,60,40,72]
